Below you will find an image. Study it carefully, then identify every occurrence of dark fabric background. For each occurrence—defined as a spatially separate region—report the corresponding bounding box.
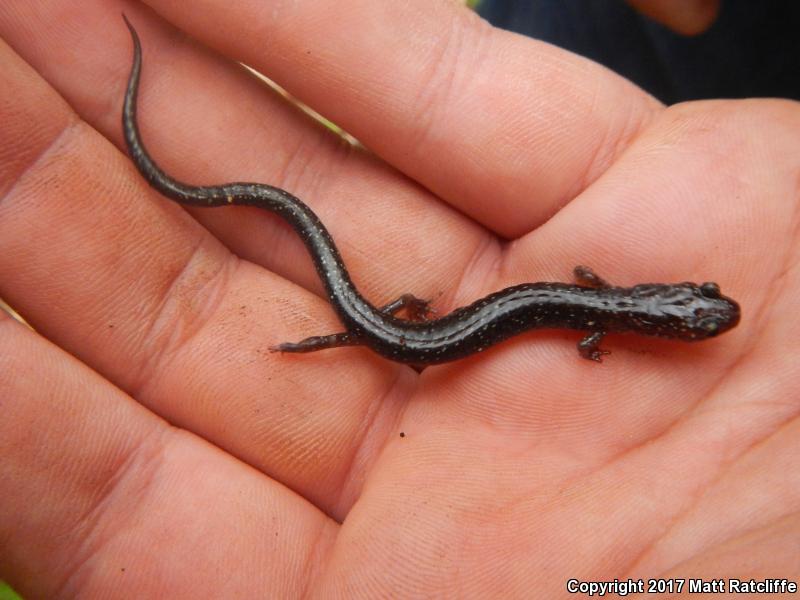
[478,0,800,103]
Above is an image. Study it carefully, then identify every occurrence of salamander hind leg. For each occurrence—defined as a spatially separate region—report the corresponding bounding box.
[380,293,435,321]
[574,265,611,289]
[270,332,359,354]
[578,331,610,362]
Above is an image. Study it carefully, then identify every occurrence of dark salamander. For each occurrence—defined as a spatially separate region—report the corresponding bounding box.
[121,16,740,365]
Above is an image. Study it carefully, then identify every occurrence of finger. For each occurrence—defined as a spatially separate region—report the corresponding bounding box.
[0,1,486,308]
[0,34,410,519]
[0,314,331,598]
[140,0,661,235]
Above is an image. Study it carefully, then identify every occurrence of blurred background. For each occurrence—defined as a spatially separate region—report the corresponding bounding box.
[477,0,800,103]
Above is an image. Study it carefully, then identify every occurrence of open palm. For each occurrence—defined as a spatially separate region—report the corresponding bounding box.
[1,1,798,597]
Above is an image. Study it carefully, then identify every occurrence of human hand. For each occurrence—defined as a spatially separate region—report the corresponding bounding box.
[1,1,798,597]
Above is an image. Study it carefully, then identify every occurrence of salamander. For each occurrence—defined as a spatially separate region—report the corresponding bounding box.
[121,16,740,365]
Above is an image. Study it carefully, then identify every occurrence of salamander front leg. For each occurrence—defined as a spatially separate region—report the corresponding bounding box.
[578,331,610,362]
[574,265,611,289]
[380,293,435,321]
[270,332,359,354]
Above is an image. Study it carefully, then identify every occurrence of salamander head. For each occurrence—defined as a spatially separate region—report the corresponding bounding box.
[627,281,740,341]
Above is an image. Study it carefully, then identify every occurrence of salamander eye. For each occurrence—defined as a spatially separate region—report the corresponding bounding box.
[700,282,721,298]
